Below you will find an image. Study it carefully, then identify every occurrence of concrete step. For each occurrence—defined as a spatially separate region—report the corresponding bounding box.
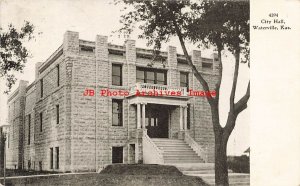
[152,138,183,141]
[163,149,198,152]
[152,138,205,164]
[164,158,203,162]
[155,144,191,147]
[162,151,197,155]
[153,142,187,145]
[163,154,200,157]
[158,147,193,150]
[164,159,204,163]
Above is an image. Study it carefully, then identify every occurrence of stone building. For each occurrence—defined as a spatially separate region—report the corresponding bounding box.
[6,31,219,172]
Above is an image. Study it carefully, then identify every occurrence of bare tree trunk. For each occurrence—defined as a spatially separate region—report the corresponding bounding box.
[215,131,229,186]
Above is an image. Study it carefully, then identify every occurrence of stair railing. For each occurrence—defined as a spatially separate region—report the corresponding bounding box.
[142,133,164,164]
[184,133,208,162]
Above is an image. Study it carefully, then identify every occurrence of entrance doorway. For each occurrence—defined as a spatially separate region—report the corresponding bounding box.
[145,104,169,138]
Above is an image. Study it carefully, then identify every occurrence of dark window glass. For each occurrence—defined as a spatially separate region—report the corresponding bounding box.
[202,62,213,69]
[136,67,167,85]
[112,99,123,126]
[40,79,43,98]
[187,105,191,130]
[180,72,189,89]
[50,148,53,169]
[40,112,43,132]
[156,72,165,85]
[39,161,42,171]
[56,105,59,124]
[57,65,60,87]
[136,69,145,83]
[28,114,31,145]
[112,64,122,86]
[112,147,123,163]
[112,76,121,86]
[146,71,155,84]
[55,147,59,169]
[28,160,31,170]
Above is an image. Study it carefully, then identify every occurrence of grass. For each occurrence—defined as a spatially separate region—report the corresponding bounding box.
[0,169,60,177]
[100,164,183,176]
[1,164,209,186]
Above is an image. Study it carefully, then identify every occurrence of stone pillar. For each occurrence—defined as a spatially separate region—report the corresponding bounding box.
[179,106,183,131]
[184,106,188,131]
[63,31,79,172]
[125,39,136,64]
[167,46,178,86]
[125,40,136,86]
[141,103,146,129]
[191,50,202,72]
[63,31,79,56]
[35,62,43,80]
[95,35,109,87]
[135,142,139,164]
[137,103,141,129]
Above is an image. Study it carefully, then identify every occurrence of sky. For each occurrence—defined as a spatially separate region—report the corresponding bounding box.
[0,0,249,155]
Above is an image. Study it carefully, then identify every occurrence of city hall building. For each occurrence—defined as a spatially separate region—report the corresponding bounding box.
[6,31,220,172]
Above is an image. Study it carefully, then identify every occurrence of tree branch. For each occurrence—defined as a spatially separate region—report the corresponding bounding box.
[234,81,250,115]
[215,47,223,103]
[229,49,240,110]
[170,14,215,106]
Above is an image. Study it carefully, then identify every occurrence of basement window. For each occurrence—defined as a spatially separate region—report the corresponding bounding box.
[202,62,213,69]
[55,147,59,169]
[112,147,123,163]
[50,148,53,169]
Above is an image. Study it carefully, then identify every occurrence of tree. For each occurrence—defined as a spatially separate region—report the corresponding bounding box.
[0,21,35,94]
[115,0,250,185]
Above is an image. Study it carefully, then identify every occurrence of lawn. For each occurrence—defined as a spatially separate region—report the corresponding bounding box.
[1,164,209,186]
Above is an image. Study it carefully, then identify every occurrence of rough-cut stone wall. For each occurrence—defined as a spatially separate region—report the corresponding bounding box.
[33,44,66,172]
[6,80,28,169]
[8,30,220,172]
[23,84,36,170]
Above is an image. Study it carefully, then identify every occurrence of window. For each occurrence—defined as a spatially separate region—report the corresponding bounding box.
[112,64,122,86]
[80,46,94,52]
[55,147,59,169]
[39,161,42,171]
[202,62,213,69]
[50,148,53,169]
[40,112,43,132]
[180,72,189,89]
[112,99,123,126]
[28,160,31,170]
[112,147,123,163]
[136,68,167,85]
[57,65,60,87]
[146,71,155,84]
[40,79,43,98]
[28,114,31,145]
[56,105,59,124]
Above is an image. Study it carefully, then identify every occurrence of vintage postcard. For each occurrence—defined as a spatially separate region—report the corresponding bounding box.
[0,0,299,186]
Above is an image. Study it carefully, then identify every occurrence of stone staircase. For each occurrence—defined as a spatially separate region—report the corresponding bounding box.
[151,138,250,186]
[151,138,205,164]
